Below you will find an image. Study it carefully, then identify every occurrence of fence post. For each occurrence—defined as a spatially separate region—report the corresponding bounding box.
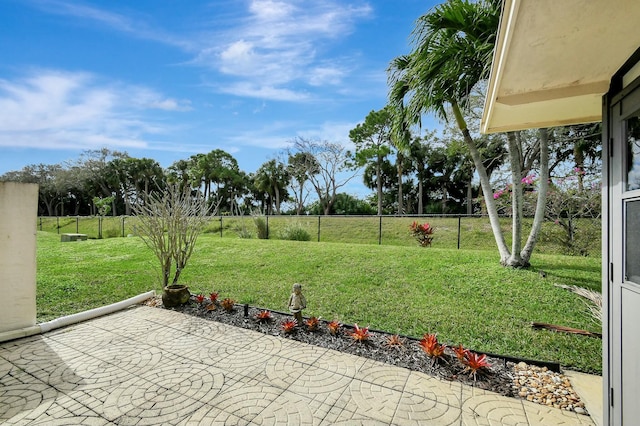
[317,216,321,242]
[457,216,462,249]
[378,216,382,245]
[57,217,59,234]
[122,216,126,237]
[266,216,269,239]
[220,216,223,238]
[76,216,79,233]
[39,217,42,231]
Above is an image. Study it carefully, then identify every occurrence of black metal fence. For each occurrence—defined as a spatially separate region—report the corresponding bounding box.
[38,214,601,257]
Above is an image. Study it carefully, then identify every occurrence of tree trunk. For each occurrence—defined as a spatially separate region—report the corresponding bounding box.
[376,156,383,215]
[506,131,524,266]
[452,101,510,263]
[418,175,424,215]
[521,128,550,263]
[396,153,403,215]
[466,179,473,215]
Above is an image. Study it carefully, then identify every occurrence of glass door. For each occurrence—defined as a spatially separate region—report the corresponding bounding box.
[610,86,640,425]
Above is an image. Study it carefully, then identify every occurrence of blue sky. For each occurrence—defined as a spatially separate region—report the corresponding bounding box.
[0,0,441,196]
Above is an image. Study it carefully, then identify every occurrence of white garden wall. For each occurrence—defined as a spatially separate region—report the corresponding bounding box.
[0,182,38,333]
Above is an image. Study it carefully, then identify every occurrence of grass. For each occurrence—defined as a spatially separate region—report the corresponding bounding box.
[38,215,602,257]
[36,230,602,374]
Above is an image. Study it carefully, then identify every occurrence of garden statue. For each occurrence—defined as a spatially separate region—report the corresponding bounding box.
[288,283,306,325]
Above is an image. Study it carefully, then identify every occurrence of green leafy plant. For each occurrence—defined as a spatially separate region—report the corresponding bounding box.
[409,221,434,247]
[255,310,272,323]
[327,320,342,336]
[349,323,370,342]
[281,318,298,333]
[253,215,268,239]
[304,316,320,331]
[221,298,235,312]
[280,222,311,241]
[419,333,447,363]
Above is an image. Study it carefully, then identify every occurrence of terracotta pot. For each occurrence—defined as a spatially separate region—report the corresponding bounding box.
[162,284,190,307]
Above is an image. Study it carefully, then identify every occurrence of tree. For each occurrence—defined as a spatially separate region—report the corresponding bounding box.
[75,149,129,216]
[132,184,216,289]
[290,137,359,215]
[254,159,290,215]
[389,0,549,267]
[307,193,375,215]
[287,152,318,215]
[349,107,392,215]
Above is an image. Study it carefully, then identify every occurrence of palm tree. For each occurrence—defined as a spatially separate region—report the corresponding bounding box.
[254,159,290,215]
[388,0,548,267]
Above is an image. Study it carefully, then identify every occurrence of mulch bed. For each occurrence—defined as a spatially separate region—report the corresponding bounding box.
[144,297,588,414]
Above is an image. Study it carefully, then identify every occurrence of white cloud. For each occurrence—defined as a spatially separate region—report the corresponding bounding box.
[197,0,373,100]
[27,0,192,49]
[27,0,374,102]
[0,70,189,150]
[217,82,309,102]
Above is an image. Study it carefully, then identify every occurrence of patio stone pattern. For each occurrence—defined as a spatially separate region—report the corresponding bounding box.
[0,306,595,425]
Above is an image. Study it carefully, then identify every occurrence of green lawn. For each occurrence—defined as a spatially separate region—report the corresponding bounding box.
[36,231,602,374]
[37,214,601,257]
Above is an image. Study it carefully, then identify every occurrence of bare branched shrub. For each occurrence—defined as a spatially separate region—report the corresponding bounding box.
[133,185,217,288]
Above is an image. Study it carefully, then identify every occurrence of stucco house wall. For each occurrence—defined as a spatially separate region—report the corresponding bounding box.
[0,182,39,333]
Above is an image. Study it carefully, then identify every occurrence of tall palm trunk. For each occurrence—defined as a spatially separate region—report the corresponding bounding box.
[452,100,510,263]
[506,132,524,266]
[521,128,550,261]
[396,152,404,214]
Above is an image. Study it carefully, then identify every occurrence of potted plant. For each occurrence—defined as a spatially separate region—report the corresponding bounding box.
[132,184,216,307]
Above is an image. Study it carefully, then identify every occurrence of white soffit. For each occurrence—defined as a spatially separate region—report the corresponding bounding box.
[481,0,640,134]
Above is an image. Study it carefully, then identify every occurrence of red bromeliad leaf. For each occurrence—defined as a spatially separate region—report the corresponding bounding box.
[209,292,219,303]
[464,351,490,375]
[419,333,447,358]
[305,316,320,331]
[327,320,342,335]
[453,344,467,362]
[195,294,205,303]
[385,334,405,348]
[281,318,297,333]
[349,323,370,342]
[221,298,235,312]
[255,310,272,322]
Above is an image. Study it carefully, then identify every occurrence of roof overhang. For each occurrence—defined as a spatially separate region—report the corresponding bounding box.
[481,0,640,134]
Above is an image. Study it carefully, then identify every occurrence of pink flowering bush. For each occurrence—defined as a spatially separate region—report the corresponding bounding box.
[491,169,601,255]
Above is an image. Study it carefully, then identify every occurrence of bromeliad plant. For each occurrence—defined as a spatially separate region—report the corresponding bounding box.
[349,323,370,343]
[209,292,219,303]
[460,349,491,381]
[221,298,235,312]
[305,316,320,332]
[195,294,206,303]
[281,318,298,334]
[384,334,405,348]
[255,310,273,323]
[327,320,342,336]
[419,333,447,364]
[409,221,434,247]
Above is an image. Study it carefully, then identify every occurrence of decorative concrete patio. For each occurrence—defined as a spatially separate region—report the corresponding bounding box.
[0,306,595,425]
